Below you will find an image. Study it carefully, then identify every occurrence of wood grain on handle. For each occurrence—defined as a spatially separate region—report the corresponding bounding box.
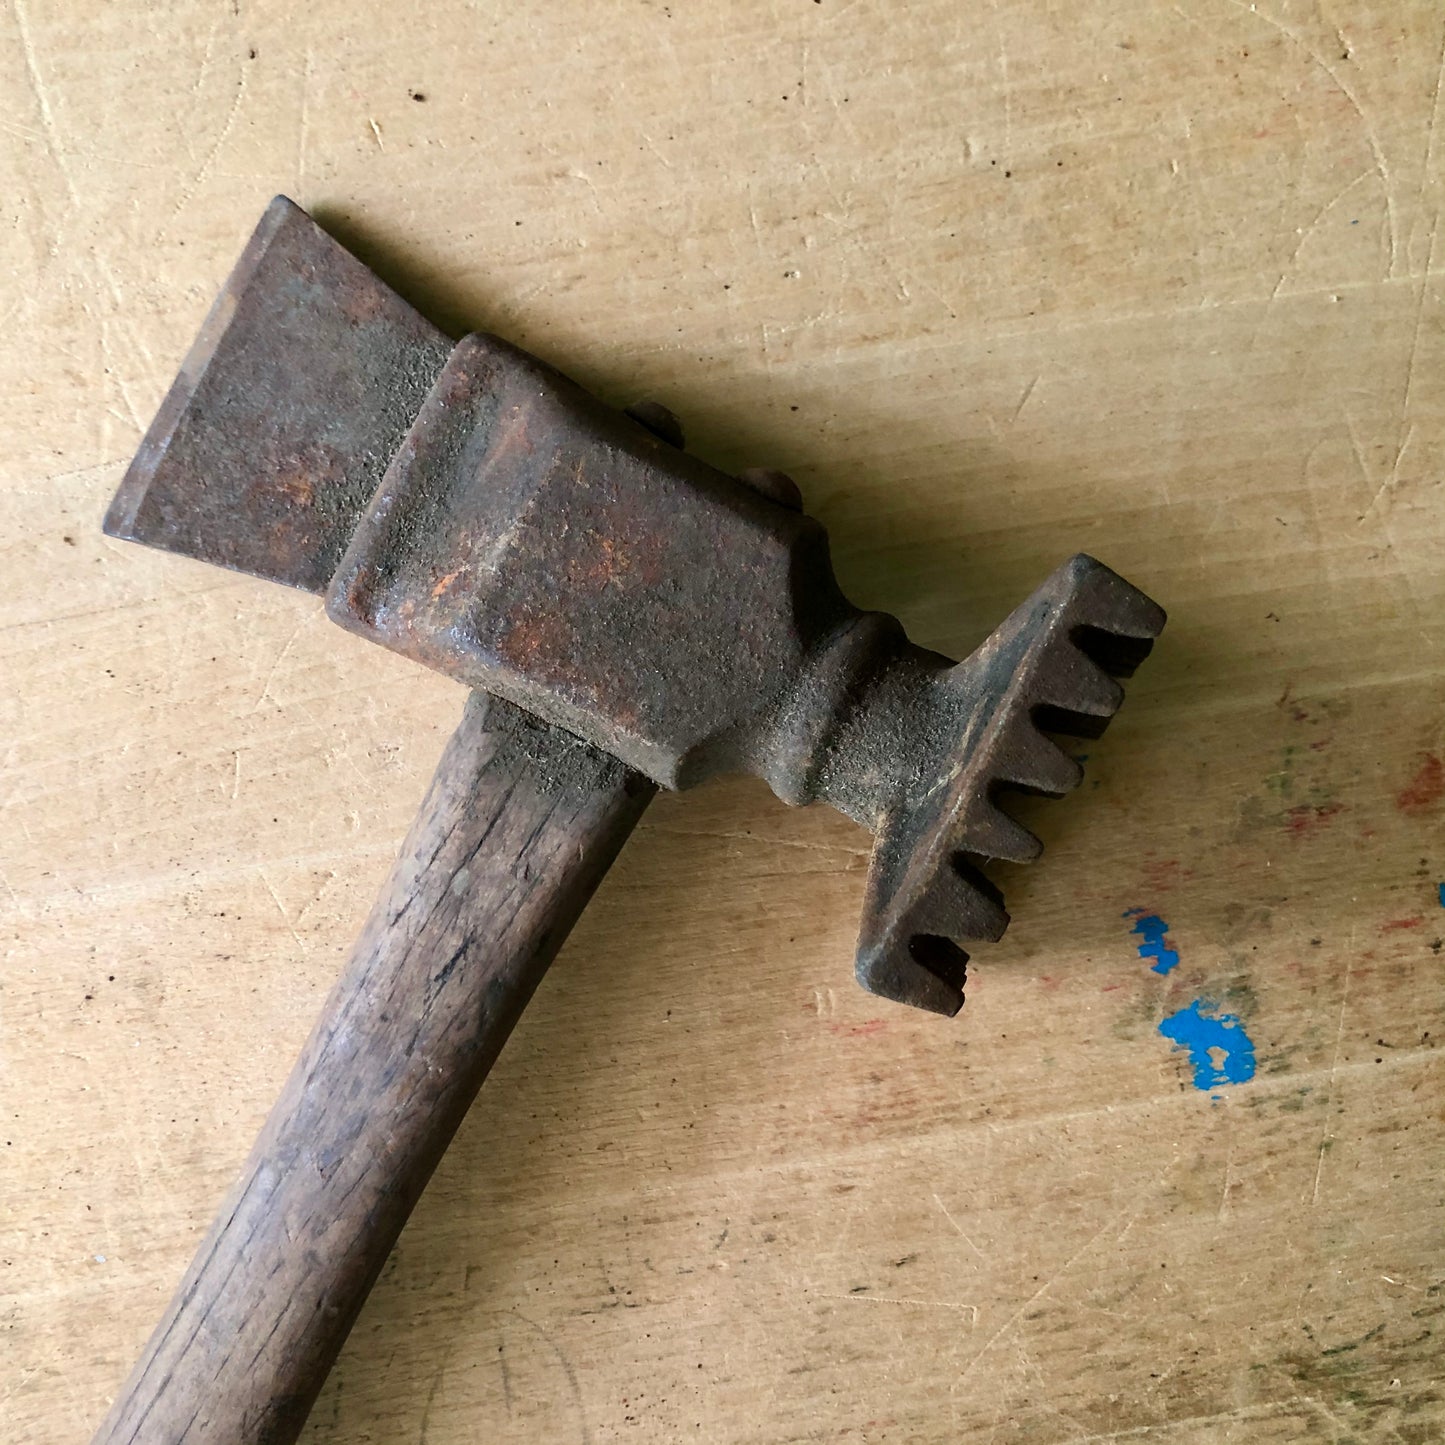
[90,693,655,1445]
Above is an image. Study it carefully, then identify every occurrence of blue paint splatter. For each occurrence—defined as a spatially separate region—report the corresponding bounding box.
[1130,914,1179,974]
[1158,1000,1256,1091]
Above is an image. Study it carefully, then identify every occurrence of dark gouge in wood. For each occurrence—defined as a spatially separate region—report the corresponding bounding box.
[93,197,1163,1443]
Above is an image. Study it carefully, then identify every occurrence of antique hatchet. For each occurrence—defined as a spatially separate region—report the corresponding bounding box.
[91,197,1164,1443]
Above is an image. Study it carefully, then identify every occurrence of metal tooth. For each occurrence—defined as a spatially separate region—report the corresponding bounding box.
[910,859,1009,943]
[859,940,966,1017]
[967,800,1043,863]
[1037,640,1126,721]
[1063,554,1168,640]
[952,856,1012,940]
[993,724,1085,797]
[1090,589,1167,646]
[1068,622,1157,680]
[906,933,969,988]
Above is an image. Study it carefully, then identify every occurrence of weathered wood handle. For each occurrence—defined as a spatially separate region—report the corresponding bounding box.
[90,693,654,1445]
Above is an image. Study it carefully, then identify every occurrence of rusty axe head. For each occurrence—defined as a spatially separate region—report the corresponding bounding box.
[105,197,1164,1017]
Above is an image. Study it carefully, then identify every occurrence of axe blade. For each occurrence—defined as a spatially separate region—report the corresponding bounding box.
[103,196,451,596]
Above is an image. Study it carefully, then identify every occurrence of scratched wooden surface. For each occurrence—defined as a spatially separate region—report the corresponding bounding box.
[4,2,1443,1441]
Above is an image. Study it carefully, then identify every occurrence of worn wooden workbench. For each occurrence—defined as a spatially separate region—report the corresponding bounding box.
[4,2,1442,1440]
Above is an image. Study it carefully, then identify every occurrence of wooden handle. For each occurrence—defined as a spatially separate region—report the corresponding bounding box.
[90,693,654,1445]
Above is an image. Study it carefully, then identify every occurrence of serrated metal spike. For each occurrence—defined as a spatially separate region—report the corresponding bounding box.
[967,801,1043,863]
[909,859,1010,942]
[993,726,1085,797]
[1036,643,1126,724]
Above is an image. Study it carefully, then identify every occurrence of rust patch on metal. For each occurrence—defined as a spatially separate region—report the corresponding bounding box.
[103,196,451,595]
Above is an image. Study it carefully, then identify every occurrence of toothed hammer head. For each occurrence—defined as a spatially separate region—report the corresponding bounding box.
[105,197,1165,1018]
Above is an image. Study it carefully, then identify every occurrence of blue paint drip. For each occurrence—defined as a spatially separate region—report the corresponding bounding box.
[1437,881,1444,909]
[1158,1000,1257,1091]
[1131,914,1179,974]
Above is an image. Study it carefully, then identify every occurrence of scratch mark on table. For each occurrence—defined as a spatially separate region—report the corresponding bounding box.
[166,62,250,231]
[1313,932,1353,1205]
[818,1292,979,1321]
[418,1363,446,1444]
[498,1335,514,1414]
[257,867,308,954]
[1009,374,1039,427]
[932,1191,987,1263]
[251,616,311,710]
[297,48,314,189]
[950,1180,1167,1392]
[1058,1394,1342,1441]
[507,1310,591,1445]
[1220,0,1398,278]
[13,0,80,208]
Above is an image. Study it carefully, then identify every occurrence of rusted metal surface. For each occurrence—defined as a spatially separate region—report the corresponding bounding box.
[107,197,1165,1016]
[103,196,451,596]
[845,556,1161,1013]
[325,331,865,793]
[326,336,1163,1014]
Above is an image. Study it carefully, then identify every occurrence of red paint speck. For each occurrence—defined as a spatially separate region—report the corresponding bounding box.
[1397,754,1445,815]
[1381,916,1425,933]
[829,1018,887,1038]
[1141,858,1193,892]
[1284,801,1344,837]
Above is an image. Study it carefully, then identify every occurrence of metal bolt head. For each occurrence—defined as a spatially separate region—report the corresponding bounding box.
[737,468,803,511]
[624,400,685,450]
